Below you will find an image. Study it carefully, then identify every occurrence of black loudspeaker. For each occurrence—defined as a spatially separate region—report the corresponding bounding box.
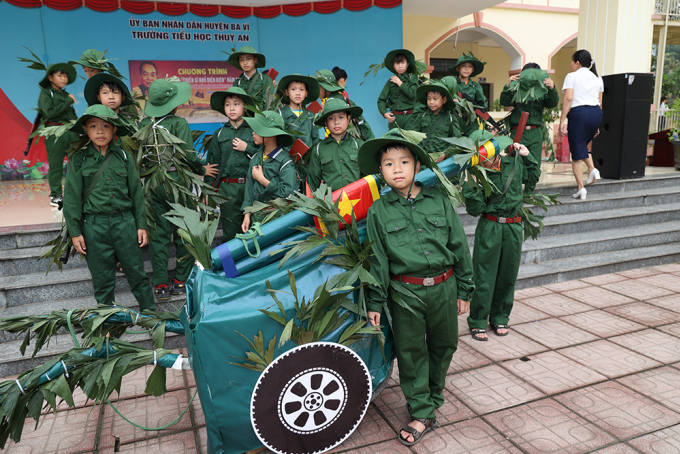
[592,72,653,179]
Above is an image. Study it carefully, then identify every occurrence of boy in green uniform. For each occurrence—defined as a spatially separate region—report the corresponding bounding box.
[462,131,539,340]
[37,63,78,207]
[499,64,558,194]
[306,97,364,191]
[362,130,474,446]
[240,111,296,232]
[64,105,155,311]
[204,87,260,243]
[83,73,137,136]
[228,46,274,109]
[377,49,419,130]
[317,69,375,140]
[407,81,461,161]
[450,52,487,137]
[277,74,321,189]
[139,79,218,299]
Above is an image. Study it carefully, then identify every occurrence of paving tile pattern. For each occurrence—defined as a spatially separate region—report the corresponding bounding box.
[7,265,680,453]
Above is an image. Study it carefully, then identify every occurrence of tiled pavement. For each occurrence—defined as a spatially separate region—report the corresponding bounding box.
[5,264,680,453]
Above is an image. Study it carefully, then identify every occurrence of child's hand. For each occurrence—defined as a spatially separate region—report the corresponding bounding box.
[72,235,87,255]
[69,94,77,103]
[457,299,470,315]
[138,229,148,247]
[252,165,267,185]
[241,213,251,233]
[507,74,520,86]
[512,143,530,157]
[544,78,555,89]
[389,75,403,87]
[233,138,248,152]
[367,311,381,329]
[203,163,219,178]
[384,112,396,123]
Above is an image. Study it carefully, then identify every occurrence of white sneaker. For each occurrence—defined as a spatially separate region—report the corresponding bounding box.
[585,168,601,185]
[572,188,587,200]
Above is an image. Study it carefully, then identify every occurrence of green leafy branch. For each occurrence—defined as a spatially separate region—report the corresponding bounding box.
[0,305,181,359]
[78,49,125,80]
[17,46,46,72]
[0,340,171,448]
[520,192,561,241]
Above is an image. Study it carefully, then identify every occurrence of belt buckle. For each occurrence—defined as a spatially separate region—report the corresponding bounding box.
[423,277,435,287]
[238,178,245,183]
[499,217,507,224]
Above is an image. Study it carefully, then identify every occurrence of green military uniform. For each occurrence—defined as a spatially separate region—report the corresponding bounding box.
[361,130,474,422]
[241,111,297,218]
[241,147,297,212]
[37,63,78,198]
[228,46,274,109]
[139,114,205,287]
[205,87,260,242]
[278,105,319,152]
[462,132,539,331]
[449,53,488,137]
[407,81,461,158]
[64,106,155,311]
[377,49,420,130]
[205,121,259,242]
[307,97,364,191]
[307,134,363,191]
[499,69,559,193]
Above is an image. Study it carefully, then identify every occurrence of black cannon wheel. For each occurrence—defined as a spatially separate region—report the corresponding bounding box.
[250,342,372,454]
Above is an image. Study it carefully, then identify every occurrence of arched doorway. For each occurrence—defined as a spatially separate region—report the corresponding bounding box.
[425,24,525,108]
[549,33,578,103]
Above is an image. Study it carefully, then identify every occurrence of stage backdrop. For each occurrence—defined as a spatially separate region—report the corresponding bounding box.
[0,1,402,180]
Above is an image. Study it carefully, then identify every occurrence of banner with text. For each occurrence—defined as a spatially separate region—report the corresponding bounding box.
[129,60,239,123]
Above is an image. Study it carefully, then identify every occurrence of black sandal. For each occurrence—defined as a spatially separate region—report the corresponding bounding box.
[493,324,510,336]
[471,329,488,342]
[398,418,437,446]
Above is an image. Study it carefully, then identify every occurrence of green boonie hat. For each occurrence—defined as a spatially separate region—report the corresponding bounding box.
[70,104,131,136]
[210,86,255,117]
[384,49,417,75]
[416,81,455,110]
[39,63,76,88]
[243,111,294,147]
[511,68,550,101]
[227,45,266,69]
[358,129,431,176]
[468,130,513,156]
[313,97,363,127]
[69,49,103,68]
[277,74,320,106]
[316,69,343,93]
[84,73,134,108]
[145,79,192,117]
[448,52,485,78]
[441,76,458,95]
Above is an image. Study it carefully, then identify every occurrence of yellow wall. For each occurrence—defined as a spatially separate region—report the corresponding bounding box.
[551,46,577,103]
[403,15,458,62]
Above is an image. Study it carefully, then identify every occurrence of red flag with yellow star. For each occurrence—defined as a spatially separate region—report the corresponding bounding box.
[306,176,381,234]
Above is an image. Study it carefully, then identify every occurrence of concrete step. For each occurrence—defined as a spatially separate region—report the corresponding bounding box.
[0,258,177,308]
[516,242,680,289]
[0,293,186,344]
[534,172,680,197]
[519,221,680,265]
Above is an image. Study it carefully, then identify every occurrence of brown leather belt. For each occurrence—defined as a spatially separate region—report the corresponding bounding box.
[484,214,522,224]
[391,268,453,287]
[511,125,540,130]
[392,110,413,115]
[220,177,246,184]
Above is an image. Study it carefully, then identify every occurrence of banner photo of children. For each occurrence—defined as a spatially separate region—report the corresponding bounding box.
[128,60,239,124]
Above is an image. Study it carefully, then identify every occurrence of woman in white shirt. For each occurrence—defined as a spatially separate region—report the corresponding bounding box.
[559,50,604,200]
